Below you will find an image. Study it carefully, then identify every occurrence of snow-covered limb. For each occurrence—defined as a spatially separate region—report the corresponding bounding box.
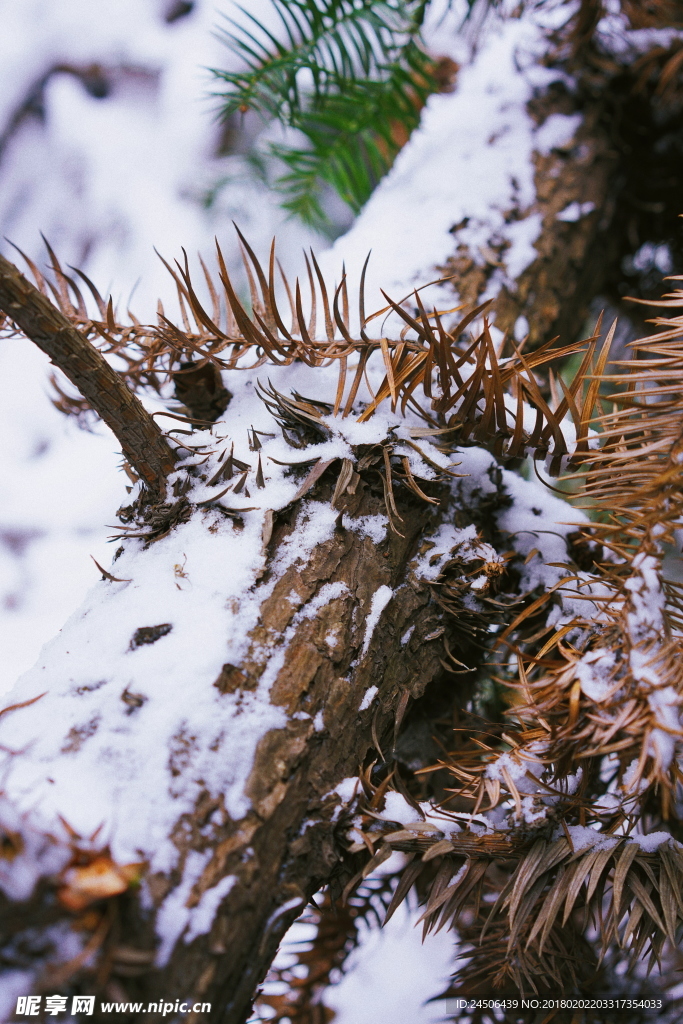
[0,331,517,1018]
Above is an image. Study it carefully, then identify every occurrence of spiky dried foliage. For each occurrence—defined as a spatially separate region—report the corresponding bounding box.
[344,819,683,993]
[501,285,683,801]
[325,279,683,1006]
[0,233,595,472]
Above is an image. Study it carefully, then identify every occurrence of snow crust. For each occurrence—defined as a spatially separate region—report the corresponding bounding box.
[382,792,420,826]
[595,0,683,57]
[565,826,680,855]
[486,748,543,784]
[556,201,596,222]
[184,874,236,945]
[152,852,234,964]
[154,849,212,964]
[630,832,675,853]
[333,777,360,804]
[359,686,379,712]
[319,0,581,330]
[575,649,617,702]
[534,113,582,155]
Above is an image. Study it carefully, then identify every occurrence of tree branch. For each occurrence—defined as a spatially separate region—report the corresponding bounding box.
[0,253,176,491]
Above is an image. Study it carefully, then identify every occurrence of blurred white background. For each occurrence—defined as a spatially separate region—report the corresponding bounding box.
[0,0,329,690]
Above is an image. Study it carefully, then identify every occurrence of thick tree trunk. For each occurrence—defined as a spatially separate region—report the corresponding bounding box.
[132,478,456,1023]
[0,440,504,1022]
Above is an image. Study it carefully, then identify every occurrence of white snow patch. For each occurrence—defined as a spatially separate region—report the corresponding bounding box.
[413,522,498,584]
[557,201,595,222]
[533,112,582,155]
[361,586,394,657]
[298,582,349,620]
[0,971,37,1023]
[630,832,675,853]
[504,212,544,279]
[155,849,211,965]
[564,767,583,795]
[0,797,71,902]
[333,777,359,804]
[566,826,619,853]
[575,649,617,703]
[486,749,542,783]
[514,314,529,341]
[359,686,378,712]
[342,513,389,544]
[401,625,415,646]
[622,758,647,794]
[382,792,419,826]
[185,874,236,944]
[647,687,680,770]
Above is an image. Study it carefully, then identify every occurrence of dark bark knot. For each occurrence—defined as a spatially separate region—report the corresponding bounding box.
[129,623,173,649]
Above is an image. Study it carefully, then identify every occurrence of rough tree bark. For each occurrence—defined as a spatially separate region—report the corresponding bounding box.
[154,480,455,1023]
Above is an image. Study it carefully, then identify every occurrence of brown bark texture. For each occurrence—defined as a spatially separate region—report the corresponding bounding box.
[0,254,176,491]
[161,481,452,1024]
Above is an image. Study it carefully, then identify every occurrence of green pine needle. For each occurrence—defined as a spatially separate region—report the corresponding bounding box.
[211,0,438,228]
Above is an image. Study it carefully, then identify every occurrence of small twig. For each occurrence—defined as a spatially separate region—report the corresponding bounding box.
[0,253,176,492]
